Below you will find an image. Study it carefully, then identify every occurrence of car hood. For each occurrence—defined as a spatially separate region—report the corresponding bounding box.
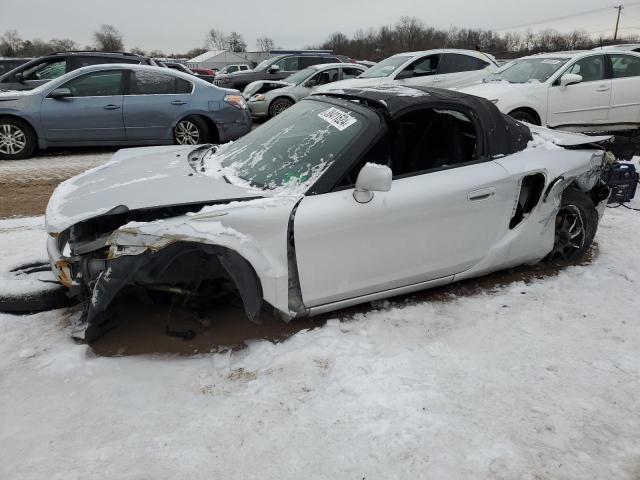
[45,145,263,233]
[243,80,292,98]
[458,80,545,99]
[0,89,32,101]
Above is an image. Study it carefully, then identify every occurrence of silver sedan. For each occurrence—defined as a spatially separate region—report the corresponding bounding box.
[244,63,366,118]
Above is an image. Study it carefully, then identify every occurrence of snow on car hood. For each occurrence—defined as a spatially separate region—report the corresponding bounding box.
[315,77,386,93]
[45,145,263,233]
[0,89,32,101]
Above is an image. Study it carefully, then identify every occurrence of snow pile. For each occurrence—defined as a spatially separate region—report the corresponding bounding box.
[1,195,640,478]
[0,216,58,296]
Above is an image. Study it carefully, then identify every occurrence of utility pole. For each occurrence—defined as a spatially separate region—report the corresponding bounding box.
[613,5,623,42]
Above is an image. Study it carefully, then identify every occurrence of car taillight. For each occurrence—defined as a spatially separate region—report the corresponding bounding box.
[224,94,247,110]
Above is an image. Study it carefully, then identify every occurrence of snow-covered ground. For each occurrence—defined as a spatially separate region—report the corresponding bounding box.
[1,200,639,479]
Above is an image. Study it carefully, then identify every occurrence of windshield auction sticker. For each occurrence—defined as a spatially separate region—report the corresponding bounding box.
[318,107,357,131]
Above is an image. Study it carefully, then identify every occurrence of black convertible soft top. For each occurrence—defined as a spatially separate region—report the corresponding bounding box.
[314,85,532,158]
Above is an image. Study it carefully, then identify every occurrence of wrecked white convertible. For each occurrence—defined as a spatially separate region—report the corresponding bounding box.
[43,86,612,341]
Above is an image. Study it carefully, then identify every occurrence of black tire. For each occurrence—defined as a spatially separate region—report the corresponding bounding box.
[509,110,539,125]
[268,97,294,118]
[174,116,210,145]
[0,262,76,313]
[0,117,37,160]
[545,189,599,265]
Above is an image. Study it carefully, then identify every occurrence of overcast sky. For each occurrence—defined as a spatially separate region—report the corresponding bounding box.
[2,0,638,54]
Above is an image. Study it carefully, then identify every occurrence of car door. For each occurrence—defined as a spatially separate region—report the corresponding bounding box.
[293,160,514,307]
[392,54,440,87]
[40,69,125,142]
[607,53,640,125]
[546,54,611,128]
[123,69,193,140]
[431,53,493,88]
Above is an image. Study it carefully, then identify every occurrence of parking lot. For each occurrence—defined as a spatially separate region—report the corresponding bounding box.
[2,12,640,477]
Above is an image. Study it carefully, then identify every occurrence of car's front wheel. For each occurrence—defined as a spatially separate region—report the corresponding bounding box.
[0,118,36,160]
[545,189,599,264]
[174,116,209,145]
[268,97,294,117]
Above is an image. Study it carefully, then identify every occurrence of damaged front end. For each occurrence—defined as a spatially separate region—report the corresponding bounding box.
[47,205,266,343]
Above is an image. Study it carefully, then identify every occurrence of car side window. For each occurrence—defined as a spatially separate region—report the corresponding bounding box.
[227,66,238,73]
[274,56,299,71]
[397,55,440,78]
[22,59,68,81]
[438,54,489,74]
[240,65,249,71]
[610,54,640,78]
[129,70,190,94]
[59,70,124,97]
[334,107,478,189]
[306,68,340,87]
[566,56,605,82]
[342,67,364,79]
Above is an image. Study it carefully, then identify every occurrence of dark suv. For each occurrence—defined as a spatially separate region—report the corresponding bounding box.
[214,53,347,90]
[0,51,157,91]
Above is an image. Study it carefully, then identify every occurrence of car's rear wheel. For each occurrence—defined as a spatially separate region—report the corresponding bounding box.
[268,98,294,118]
[545,189,599,264]
[509,110,539,125]
[0,118,36,160]
[174,116,209,145]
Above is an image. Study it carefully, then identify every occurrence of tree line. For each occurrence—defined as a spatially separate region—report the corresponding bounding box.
[2,17,638,60]
[314,16,640,60]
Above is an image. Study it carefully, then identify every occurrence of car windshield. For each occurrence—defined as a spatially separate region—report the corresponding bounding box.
[204,100,366,191]
[486,57,570,83]
[284,67,316,85]
[359,55,412,78]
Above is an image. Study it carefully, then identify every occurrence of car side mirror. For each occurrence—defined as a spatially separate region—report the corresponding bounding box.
[560,73,582,87]
[48,87,72,99]
[353,163,392,203]
[14,72,24,83]
[267,65,280,74]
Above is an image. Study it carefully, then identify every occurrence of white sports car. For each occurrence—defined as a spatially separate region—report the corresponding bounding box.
[44,86,612,341]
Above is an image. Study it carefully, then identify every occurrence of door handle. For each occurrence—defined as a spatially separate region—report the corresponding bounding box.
[103,104,120,110]
[171,100,187,105]
[468,187,496,201]
[596,86,610,92]
[432,78,442,83]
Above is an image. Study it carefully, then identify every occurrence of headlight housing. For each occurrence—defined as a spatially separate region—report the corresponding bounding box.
[250,94,266,102]
[224,94,247,110]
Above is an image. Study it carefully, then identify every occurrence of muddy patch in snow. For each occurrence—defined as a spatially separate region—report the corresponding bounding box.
[89,247,597,357]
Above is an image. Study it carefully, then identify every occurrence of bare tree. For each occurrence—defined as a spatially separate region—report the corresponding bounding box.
[0,30,23,56]
[94,24,124,51]
[50,38,77,52]
[227,32,247,52]
[205,29,228,50]
[256,36,275,52]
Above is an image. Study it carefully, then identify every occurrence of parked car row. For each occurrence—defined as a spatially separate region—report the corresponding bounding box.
[3,44,640,160]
